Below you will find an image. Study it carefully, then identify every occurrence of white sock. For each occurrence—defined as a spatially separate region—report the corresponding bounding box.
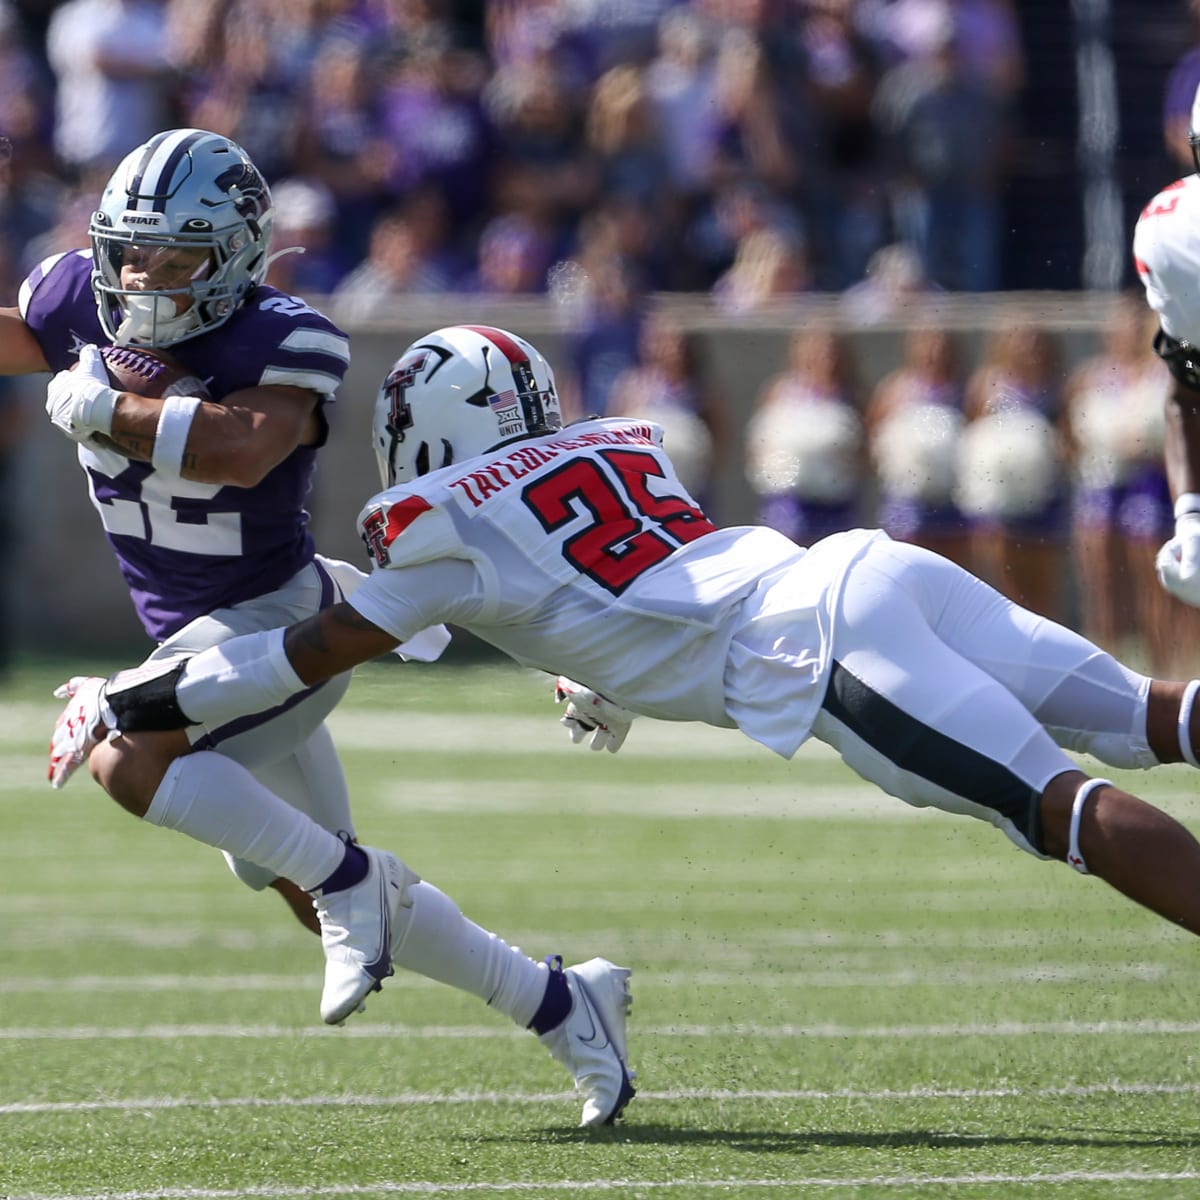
[391,880,549,1026]
[144,751,345,891]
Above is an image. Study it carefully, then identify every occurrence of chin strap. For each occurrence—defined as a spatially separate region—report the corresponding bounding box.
[1179,680,1200,768]
[1067,777,1112,875]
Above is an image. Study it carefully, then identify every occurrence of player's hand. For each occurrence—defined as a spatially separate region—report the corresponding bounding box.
[1156,512,1200,606]
[45,344,119,442]
[553,676,635,753]
[48,676,111,789]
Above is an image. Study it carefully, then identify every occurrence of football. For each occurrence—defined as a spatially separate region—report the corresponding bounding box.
[97,344,209,400]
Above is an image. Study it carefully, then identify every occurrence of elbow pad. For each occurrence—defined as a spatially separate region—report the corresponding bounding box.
[1154,329,1200,390]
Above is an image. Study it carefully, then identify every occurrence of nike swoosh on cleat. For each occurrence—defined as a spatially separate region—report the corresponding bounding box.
[363,864,393,983]
[574,994,610,1051]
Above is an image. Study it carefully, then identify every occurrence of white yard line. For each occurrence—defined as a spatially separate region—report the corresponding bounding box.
[2,1079,1199,1116]
[0,960,1187,995]
[12,1169,1200,1200]
[0,921,1190,955]
[2,1017,1200,1041]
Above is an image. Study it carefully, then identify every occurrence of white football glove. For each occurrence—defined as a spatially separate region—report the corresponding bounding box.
[48,676,115,789]
[553,676,635,753]
[45,343,120,442]
[1156,510,1200,607]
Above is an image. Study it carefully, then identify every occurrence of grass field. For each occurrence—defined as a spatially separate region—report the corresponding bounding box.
[3,656,1200,1199]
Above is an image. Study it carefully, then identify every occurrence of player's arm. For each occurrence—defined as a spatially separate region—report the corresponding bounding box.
[101,382,325,485]
[1152,336,1200,604]
[175,602,401,725]
[0,307,51,374]
[47,602,397,788]
[112,555,466,734]
[52,543,471,789]
[46,342,324,484]
[1163,371,1200,499]
[97,603,396,732]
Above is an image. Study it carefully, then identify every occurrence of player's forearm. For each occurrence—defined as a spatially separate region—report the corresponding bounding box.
[102,606,399,732]
[0,308,49,374]
[1164,377,1200,497]
[282,605,401,682]
[85,390,171,461]
[103,628,307,732]
[102,394,293,485]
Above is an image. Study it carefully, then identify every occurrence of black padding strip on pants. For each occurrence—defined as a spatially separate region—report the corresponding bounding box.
[821,660,1044,853]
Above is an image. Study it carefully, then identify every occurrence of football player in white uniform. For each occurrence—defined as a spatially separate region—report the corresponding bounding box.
[1133,83,1200,608]
[55,325,1200,978]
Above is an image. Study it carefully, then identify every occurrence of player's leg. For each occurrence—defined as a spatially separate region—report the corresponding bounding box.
[89,730,415,1024]
[240,723,635,1124]
[384,875,636,1125]
[90,710,636,1123]
[221,722,355,936]
[808,539,1200,933]
[862,537,1186,771]
[1038,770,1200,933]
[921,543,1200,781]
[136,560,356,928]
[268,877,321,935]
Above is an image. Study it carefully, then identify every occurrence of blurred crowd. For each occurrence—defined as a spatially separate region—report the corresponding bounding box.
[5,0,1200,674]
[0,0,1024,315]
[733,295,1200,677]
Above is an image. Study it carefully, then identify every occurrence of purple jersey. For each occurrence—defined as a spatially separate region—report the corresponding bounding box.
[21,249,350,640]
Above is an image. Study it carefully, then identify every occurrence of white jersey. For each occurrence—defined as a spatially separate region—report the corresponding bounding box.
[1133,175,1200,344]
[348,417,883,754]
[161,420,1159,859]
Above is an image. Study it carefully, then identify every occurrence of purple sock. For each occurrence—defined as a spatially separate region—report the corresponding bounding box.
[528,955,572,1034]
[314,838,368,895]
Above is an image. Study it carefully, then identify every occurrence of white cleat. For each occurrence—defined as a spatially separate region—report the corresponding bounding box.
[538,955,636,1126]
[312,844,419,1025]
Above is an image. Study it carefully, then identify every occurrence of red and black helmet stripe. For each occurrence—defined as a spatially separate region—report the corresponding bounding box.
[460,324,530,366]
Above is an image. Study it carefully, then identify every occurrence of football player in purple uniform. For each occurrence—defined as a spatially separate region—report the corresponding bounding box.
[8,131,635,1127]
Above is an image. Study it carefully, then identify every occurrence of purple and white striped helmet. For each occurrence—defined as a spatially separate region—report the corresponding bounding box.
[89,128,274,347]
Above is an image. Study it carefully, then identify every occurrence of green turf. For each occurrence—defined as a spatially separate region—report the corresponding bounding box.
[2,658,1200,1199]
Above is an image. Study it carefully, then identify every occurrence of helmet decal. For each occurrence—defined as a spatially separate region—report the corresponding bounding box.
[213,161,270,224]
[460,324,530,365]
[384,347,447,441]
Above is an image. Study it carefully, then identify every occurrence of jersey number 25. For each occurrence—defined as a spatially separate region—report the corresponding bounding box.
[522,447,715,594]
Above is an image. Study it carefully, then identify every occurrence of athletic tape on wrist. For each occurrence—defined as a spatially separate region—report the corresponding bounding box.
[1175,492,1200,520]
[1067,777,1112,875]
[1179,679,1200,769]
[151,394,201,473]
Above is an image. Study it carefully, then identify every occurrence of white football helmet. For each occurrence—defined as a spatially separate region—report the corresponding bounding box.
[373,324,562,487]
[89,128,274,347]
